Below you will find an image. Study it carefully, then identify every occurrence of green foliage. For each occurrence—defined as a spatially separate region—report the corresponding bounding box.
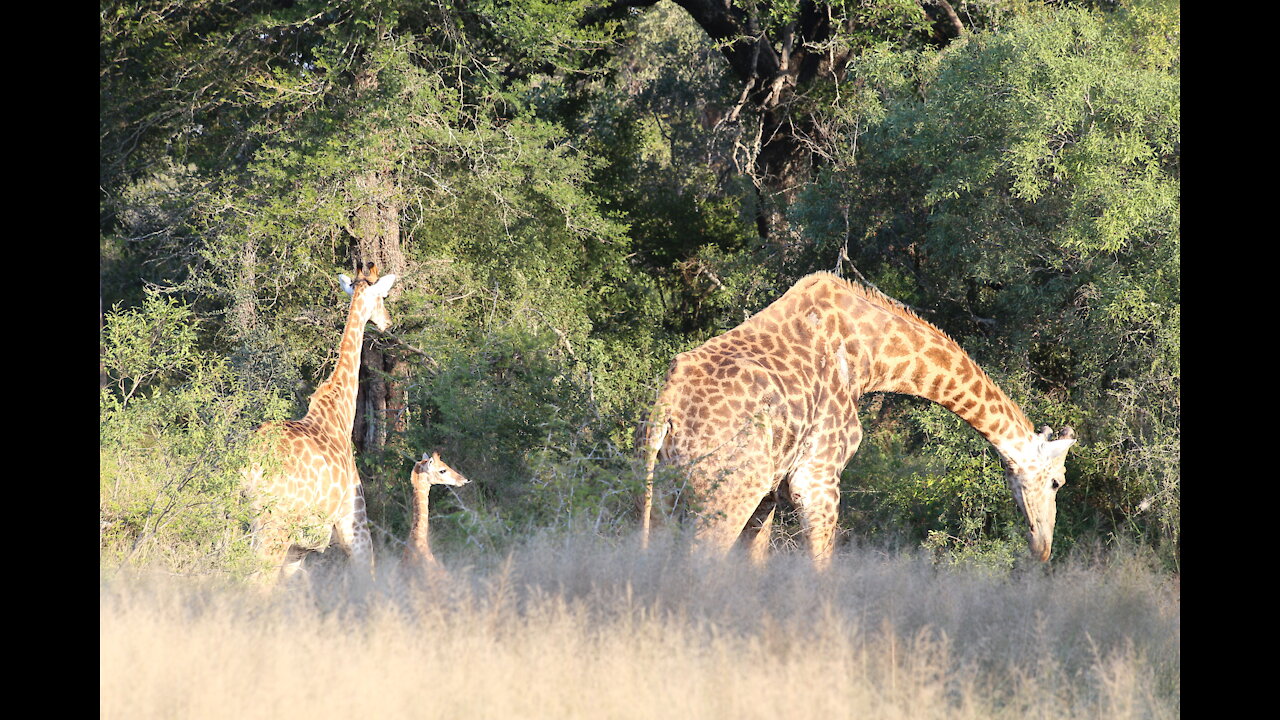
[840,398,1026,566]
[570,2,758,272]
[100,292,290,576]
[101,292,202,403]
[913,5,1179,255]
[737,0,932,51]
[424,329,589,481]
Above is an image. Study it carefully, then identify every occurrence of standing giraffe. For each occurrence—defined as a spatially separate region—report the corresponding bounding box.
[402,451,470,571]
[244,262,397,582]
[640,271,1075,567]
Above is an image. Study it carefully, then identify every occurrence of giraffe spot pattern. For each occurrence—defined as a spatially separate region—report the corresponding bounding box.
[642,271,1040,568]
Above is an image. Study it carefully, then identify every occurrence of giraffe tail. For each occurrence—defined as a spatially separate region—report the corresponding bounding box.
[640,407,672,550]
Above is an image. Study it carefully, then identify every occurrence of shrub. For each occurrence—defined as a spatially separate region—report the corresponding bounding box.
[100,292,289,576]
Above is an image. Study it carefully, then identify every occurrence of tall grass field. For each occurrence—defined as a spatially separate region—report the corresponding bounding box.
[100,534,1178,719]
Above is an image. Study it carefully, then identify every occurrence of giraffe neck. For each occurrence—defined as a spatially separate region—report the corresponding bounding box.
[803,274,1036,461]
[864,331,1034,461]
[407,481,434,564]
[302,297,370,440]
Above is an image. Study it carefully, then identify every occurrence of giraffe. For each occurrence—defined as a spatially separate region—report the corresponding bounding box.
[402,451,471,572]
[244,262,398,583]
[640,271,1075,567]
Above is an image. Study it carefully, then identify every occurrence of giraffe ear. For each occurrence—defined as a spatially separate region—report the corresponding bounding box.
[339,274,355,296]
[1041,435,1076,460]
[369,273,397,296]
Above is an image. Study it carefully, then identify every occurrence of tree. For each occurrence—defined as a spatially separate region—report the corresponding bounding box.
[589,1,958,245]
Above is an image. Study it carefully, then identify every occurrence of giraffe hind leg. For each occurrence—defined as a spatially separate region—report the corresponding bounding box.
[692,467,774,559]
[250,513,306,584]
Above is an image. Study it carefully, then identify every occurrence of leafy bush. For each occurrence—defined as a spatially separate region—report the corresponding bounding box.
[100,292,289,576]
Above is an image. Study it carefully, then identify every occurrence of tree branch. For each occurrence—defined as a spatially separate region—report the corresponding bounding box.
[922,0,965,42]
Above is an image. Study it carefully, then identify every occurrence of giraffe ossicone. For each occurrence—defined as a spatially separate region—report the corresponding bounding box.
[640,271,1076,566]
[243,262,397,584]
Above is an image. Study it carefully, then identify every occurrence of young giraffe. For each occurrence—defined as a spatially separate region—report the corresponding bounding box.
[640,271,1075,567]
[244,262,397,583]
[402,451,471,572]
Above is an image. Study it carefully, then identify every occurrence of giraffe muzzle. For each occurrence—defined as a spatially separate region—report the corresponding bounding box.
[1027,527,1053,563]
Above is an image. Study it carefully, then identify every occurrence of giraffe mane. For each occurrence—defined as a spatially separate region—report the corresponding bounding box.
[305,369,342,416]
[804,271,948,342]
[802,271,1033,436]
[300,283,365,422]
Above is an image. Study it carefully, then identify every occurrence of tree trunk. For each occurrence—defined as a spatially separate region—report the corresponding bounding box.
[350,171,405,456]
[669,0,846,246]
[350,62,408,456]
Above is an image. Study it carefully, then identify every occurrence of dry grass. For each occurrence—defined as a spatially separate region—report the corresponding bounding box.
[100,534,1179,719]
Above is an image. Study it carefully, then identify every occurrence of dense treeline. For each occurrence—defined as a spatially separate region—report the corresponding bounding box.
[100,0,1179,575]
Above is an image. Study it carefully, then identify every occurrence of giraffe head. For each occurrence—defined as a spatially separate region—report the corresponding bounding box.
[339,262,398,331]
[1005,426,1075,562]
[411,451,471,489]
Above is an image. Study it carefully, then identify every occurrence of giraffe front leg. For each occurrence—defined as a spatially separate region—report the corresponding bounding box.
[788,424,862,570]
[332,515,374,567]
[786,465,842,570]
[331,486,375,580]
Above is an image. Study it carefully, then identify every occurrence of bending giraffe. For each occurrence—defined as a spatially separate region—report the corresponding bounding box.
[640,271,1075,567]
[402,451,471,572]
[244,262,397,583]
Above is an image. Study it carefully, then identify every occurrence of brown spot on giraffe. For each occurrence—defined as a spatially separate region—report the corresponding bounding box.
[639,272,1077,567]
[243,263,398,584]
[924,346,952,371]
